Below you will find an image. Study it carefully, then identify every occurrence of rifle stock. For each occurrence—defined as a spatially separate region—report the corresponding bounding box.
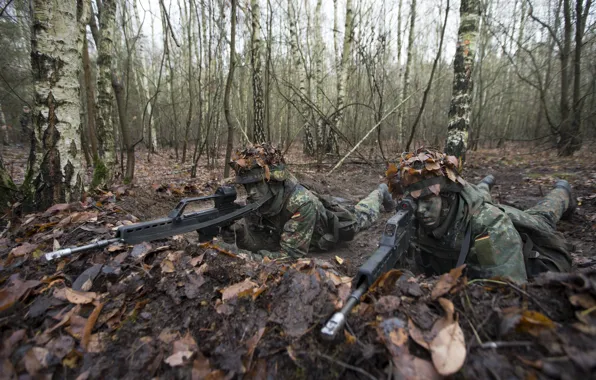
[321,197,416,338]
[44,186,267,261]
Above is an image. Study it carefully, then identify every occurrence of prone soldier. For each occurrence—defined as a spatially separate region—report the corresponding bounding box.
[386,148,574,283]
[223,144,396,260]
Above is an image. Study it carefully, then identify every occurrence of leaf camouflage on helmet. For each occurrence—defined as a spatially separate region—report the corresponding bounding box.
[386,147,467,199]
[228,143,289,184]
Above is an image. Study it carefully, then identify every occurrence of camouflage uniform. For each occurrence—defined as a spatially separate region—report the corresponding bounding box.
[388,148,572,283]
[415,183,571,283]
[233,183,385,258]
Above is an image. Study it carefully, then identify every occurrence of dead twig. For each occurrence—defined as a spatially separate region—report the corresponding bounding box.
[0,221,10,239]
[319,353,378,380]
[480,341,533,349]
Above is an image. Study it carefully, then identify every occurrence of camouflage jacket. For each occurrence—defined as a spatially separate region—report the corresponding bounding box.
[235,185,332,257]
[415,183,528,283]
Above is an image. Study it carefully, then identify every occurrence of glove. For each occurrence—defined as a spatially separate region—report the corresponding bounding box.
[221,221,245,244]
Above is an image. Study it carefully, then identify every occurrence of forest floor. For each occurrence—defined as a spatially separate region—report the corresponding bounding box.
[1,144,596,380]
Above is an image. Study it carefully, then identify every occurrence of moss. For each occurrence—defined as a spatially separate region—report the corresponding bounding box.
[91,158,109,188]
[552,172,578,180]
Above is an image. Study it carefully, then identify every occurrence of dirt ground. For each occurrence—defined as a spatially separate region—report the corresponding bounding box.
[1,145,595,380]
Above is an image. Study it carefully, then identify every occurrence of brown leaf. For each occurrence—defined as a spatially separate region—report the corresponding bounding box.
[0,274,41,312]
[517,310,555,336]
[375,295,401,314]
[131,242,152,259]
[569,294,596,309]
[64,288,97,304]
[165,351,194,366]
[408,318,431,350]
[190,253,205,267]
[159,329,179,344]
[370,269,403,293]
[0,329,27,357]
[244,327,266,372]
[431,265,465,300]
[23,347,51,375]
[43,203,71,216]
[65,315,88,340]
[430,322,466,376]
[193,353,213,379]
[161,259,175,273]
[221,279,257,302]
[46,335,75,360]
[86,333,108,353]
[10,242,38,257]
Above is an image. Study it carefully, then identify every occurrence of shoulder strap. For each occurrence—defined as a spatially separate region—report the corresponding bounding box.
[456,223,472,268]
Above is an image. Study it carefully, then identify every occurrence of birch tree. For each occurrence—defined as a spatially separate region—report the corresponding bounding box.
[251,0,266,143]
[93,0,117,186]
[328,0,355,155]
[25,0,88,209]
[444,0,481,161]
[223,0,237,178]
[397,0,416,147]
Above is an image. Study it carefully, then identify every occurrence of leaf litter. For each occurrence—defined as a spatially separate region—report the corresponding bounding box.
[0,148,595,379]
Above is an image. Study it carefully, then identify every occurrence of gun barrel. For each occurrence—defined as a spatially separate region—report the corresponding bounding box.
[321,283,367,338]
[44,238,121,261]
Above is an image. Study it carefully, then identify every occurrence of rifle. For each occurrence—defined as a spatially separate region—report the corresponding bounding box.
[320,175,496,338]
[321,197,417,338]
[44,186,269,261]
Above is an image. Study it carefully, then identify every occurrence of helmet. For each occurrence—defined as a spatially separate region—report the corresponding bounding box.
[386,148,466,199]
[229,143,288,184]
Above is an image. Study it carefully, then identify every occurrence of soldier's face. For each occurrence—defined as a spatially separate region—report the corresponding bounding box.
[416,194,442,229]
[244,181,272,204]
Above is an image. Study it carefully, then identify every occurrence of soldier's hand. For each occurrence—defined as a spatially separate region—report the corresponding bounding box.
[221,222,245,244]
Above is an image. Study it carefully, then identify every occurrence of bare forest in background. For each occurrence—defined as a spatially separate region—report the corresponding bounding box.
[0,0,594,210]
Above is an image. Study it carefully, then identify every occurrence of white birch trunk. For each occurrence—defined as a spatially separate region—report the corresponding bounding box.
[133,0,158,152]
[397,0,416,147]
[94,0,117,184]
[27,0,88,208]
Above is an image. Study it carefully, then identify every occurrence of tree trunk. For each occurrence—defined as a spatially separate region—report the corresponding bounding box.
[112,73,135,182]
[397,0,416,148]
[328,0,355,155]
[314,0,324,156]
[26,0,88,209]
[0,154,17,211]
[223,0,237,178]
[251,0,266,143]
[444,0,481,163]
[82,33,99,162]
[181,0,193,163]
[93,0,117,186]
[132,0,158,154]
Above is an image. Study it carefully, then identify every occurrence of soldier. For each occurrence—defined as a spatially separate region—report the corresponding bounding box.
[223,144,396,260]
[386,148,574,283]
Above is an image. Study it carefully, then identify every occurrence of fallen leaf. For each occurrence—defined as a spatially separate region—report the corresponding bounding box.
[161,259,175,273]
[165,351,194,366]
[46,335,75,360]
[344,330,356,344]
[221,278,257,302]
[193,353,213,379]
[43,203,70,216]
[23,347,51,375]
[375,295,401,314]
[159,329,179,344]
[430,322,466,375]
[517,310,555,336]
[431,265,465,300]
[0,275,41,312]
[569,294,596,309]
[408,318,431,350]
[190,253,205,267]
[10,242,38,257]
[335,256,344,265]
[131,242,152,259]
[65,315,88,340]
[244,327,266,371]
[64,288,97,304]
[370,269,403,292]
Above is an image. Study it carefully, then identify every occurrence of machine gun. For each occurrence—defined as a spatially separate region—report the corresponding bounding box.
[321,197,417,338]
[44,186,269,261]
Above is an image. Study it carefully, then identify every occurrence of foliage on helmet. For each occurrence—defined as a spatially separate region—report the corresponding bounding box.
[386,148,466,198]
[229,143,286,182]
